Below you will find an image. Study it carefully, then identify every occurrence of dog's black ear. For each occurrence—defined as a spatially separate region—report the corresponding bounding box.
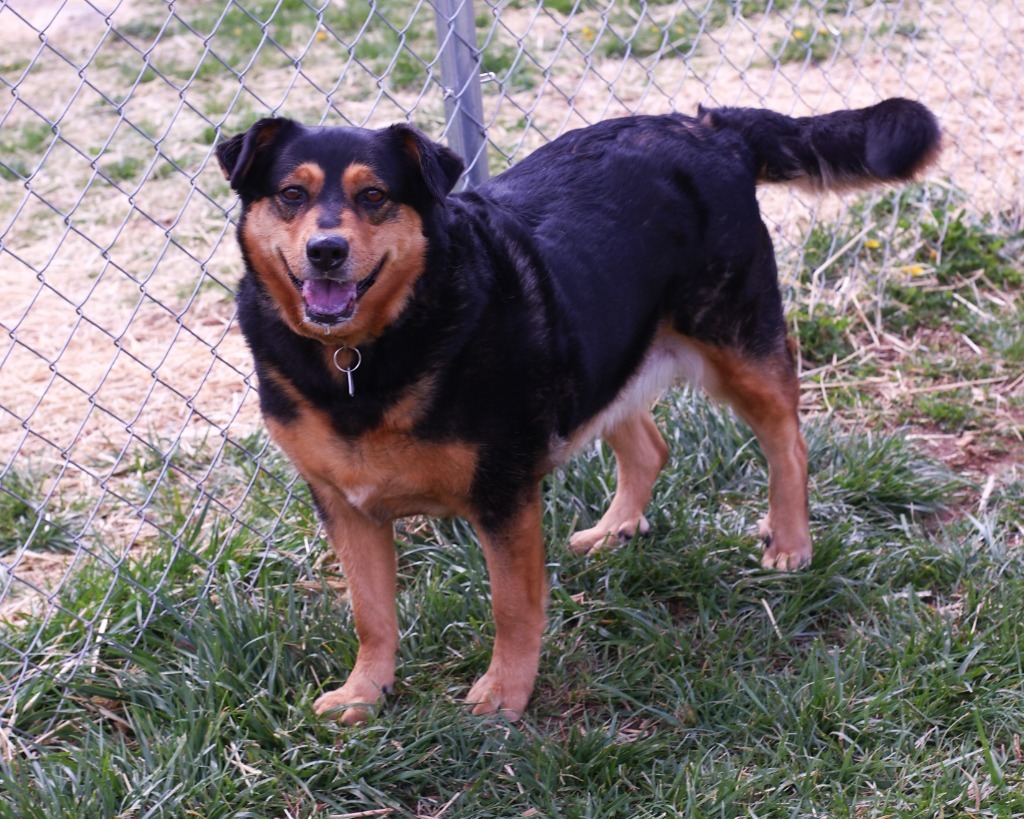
[216,118,292,193]
[384,123,465,203]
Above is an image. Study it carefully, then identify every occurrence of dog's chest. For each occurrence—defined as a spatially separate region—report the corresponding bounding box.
[265,401,478,522]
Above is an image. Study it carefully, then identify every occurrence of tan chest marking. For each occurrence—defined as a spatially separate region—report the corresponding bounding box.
[264,377,478,522]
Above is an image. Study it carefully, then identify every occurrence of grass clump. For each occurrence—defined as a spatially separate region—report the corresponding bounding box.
[792,184,1023,445]
[0,120,52,182]
[774,24,841,64]
[0,467,79,556]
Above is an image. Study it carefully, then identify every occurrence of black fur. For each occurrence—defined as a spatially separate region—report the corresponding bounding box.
[699,98,940,189]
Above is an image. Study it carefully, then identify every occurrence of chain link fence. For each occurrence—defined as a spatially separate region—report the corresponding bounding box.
[1,0,1021,736]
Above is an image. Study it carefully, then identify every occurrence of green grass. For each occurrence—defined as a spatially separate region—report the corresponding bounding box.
[0,120,52,182]
[0,467,80,556]
[773,25,842,64]
[792,183,1023,441]
[594,2,736,61]
[4,397,1024,816]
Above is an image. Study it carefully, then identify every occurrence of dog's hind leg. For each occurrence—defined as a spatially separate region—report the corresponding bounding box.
[700,342,811,570]
[569,409,669,556]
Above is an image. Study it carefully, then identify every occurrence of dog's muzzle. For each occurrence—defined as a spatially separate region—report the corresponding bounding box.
[281,247,386,327]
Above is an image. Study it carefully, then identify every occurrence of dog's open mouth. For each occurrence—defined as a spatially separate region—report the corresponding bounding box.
[302,278,357,323]
[281,253,386,326]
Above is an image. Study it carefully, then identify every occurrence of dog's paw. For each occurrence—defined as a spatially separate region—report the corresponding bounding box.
[313,678,392,725]
[759,518,812,571]
[465,668,533,720]
[568,515,650,555]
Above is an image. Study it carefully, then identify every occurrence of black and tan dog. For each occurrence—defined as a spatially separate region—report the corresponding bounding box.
[217,99,939,723]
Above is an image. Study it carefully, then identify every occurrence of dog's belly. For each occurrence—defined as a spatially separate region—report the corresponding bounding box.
[552,327,707,464]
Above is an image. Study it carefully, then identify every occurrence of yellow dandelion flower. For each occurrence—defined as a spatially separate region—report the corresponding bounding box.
[316,31,328,42]
[865,239,881,249]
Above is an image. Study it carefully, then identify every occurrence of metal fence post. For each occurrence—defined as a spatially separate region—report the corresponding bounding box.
[433,0,489,188]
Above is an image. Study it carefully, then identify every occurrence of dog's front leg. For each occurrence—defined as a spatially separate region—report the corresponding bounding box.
[312,497,398,725]
[467,491,548,719]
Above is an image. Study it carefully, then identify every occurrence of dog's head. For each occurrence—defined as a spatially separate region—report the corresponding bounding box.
[217,119,464,343]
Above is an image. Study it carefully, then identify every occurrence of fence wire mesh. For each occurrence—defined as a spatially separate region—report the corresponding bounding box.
[0,0,1021,735]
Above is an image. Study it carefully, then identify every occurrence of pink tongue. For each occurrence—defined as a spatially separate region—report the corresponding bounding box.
[302,279,357,316]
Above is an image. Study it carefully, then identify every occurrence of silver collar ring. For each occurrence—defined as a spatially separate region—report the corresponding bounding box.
[333,345,361,396]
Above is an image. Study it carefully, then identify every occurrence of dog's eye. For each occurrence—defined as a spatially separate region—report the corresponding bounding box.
[361,188,387,206]
[278,186,306,204]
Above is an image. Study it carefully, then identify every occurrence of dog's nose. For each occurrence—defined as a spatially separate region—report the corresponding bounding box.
[306,234,349,272]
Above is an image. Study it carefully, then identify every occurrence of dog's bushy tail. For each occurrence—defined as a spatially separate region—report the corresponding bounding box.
[699,98,941,192]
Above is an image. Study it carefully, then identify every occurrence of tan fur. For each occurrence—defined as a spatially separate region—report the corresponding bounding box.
[287,162,326,196]
[263,370,479,523]
[310,497,397,725]
[692,341,811,570]
[240,198,310,330]
[341,164,381,202]
[337,166,429,342]
[466,491,547,718]
[562,328,809,568]
[262,359,546,720]
[569,410,669,554]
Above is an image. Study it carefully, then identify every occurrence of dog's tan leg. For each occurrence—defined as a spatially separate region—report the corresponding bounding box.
[702,344,811,570]
[569,410,669,555]
[467,492,547,719]
[312,497,399,724]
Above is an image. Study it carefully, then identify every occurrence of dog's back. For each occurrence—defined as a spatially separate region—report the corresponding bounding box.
[461,99,940,431]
